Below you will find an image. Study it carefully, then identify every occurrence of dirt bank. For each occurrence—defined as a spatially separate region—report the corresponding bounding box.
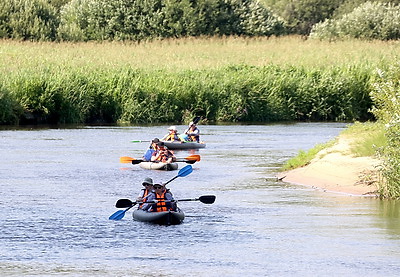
[277,137,381,196]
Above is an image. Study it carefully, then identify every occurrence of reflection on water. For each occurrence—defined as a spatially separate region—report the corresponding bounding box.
[1,123,400,276]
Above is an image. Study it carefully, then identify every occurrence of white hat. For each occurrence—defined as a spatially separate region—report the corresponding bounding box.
[168,126,177,131]
[189,121,195,126]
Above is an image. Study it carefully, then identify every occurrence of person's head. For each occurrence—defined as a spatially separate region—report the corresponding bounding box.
[168,126,177,133]
[142,177,153,188]
[153,182,165,192]
[189,122,196,128]
[157,141,166,150]
[152,138,160,144]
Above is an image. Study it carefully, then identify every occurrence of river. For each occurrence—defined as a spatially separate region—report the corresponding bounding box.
[1,123,399,276]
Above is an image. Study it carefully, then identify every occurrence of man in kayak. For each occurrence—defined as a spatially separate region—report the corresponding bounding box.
[143,138,159,161]
[151,141,176,163]
[141,182,176,212]
[162,126,183,142]
[136,177,154,208]
[183,122,200,142]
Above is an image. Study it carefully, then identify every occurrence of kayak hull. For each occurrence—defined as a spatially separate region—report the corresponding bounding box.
[162,141,206,150]
[139,162,178,171]
[133,208,185,225]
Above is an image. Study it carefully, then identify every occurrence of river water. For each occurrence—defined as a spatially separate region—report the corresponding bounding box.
[1,123,399,276]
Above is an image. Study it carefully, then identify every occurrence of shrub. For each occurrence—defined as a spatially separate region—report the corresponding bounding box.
[310,2,400,40]
[0,0,58,41]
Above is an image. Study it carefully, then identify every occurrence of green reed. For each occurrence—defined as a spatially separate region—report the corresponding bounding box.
[0,36,399,125]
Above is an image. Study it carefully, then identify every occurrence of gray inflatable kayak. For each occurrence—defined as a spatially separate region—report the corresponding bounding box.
[133,208,185,225]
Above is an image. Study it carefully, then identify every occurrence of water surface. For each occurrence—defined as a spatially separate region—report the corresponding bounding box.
[1,123,399,276]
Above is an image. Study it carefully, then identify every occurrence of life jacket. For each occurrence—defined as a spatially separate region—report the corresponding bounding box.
[164,133,180,141]
[154,149,174,163]
[138,188,151,208]
[153,191,168,212]
[186,127,199,142]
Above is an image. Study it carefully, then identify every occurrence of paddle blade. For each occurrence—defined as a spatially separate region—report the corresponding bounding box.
[116,199,133,208]
[178,165,193,177]
[198,195,216,204]
[120,156,134,163]
[193,116,201,124]
[109,209,127,220]
[185,155,200,161]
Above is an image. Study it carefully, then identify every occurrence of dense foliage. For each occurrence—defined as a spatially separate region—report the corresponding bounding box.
[370,66,400,199]
[310,2,400,40]
[0,0,285,41]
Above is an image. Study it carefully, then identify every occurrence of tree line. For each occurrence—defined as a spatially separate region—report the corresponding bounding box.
[1,0,400,42]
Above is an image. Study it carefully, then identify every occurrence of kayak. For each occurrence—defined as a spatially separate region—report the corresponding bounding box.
[139,162,178,171]
[132,208,185,225]
[162,141,206,150]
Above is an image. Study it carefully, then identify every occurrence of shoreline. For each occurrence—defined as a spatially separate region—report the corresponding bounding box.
[277,137,381,197]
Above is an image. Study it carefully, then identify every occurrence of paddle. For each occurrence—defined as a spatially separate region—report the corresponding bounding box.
[192,116,201,124]
[109,165,193,220]
[115,195,216,208]
[119,155,200,164]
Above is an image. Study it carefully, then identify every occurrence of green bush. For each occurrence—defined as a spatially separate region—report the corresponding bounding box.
[371,66,400,199]
[57,0,285,41]
[0,0,58,40]
[310,2,400,40]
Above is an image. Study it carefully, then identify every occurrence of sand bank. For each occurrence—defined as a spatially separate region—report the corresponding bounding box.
[277,137,381,196]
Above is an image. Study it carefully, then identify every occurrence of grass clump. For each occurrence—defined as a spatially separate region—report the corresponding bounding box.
[340,121,386,157]
[282,139,336,171]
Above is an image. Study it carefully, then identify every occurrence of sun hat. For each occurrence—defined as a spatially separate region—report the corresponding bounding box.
[153,181,164,188]
[168,126,177,131]
[152,138,160,143]
[189,121,195,126]
[142,177,153,186]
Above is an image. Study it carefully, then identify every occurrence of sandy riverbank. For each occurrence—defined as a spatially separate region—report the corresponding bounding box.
[277,136,381,196]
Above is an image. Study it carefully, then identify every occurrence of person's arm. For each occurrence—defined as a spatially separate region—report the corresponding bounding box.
[141,193,155,211]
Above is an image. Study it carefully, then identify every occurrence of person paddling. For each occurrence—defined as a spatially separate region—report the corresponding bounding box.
[183,121,200,142]
[162,126,182,142]
[151,141,176,163]
[141,181,176,212]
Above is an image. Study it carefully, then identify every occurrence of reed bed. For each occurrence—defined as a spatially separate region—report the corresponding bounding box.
[1,36,400,125]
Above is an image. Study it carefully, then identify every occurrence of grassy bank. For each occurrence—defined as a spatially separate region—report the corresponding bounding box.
[282,122,386,171]
[0,36,399,125]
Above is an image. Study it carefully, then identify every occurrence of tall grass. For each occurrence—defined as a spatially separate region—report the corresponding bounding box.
[0,36,399,125]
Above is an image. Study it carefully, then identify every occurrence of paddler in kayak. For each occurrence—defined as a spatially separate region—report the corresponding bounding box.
[183,121,200,142]
[162,126,183,142]
[140,181,176,212]
[136,177,154,208]
[143,138,159,161]
[151,141,176,163]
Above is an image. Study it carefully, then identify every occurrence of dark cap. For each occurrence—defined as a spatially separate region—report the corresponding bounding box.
[152,138,160,143]
[157,141,165,147]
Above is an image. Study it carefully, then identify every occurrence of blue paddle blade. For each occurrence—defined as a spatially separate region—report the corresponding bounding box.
[109,209,126,220]
[178,165,192,177]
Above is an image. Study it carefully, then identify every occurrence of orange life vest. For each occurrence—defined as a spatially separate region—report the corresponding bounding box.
[154,191,168,212]
[154,149,174,163]
[138,188,151,208]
